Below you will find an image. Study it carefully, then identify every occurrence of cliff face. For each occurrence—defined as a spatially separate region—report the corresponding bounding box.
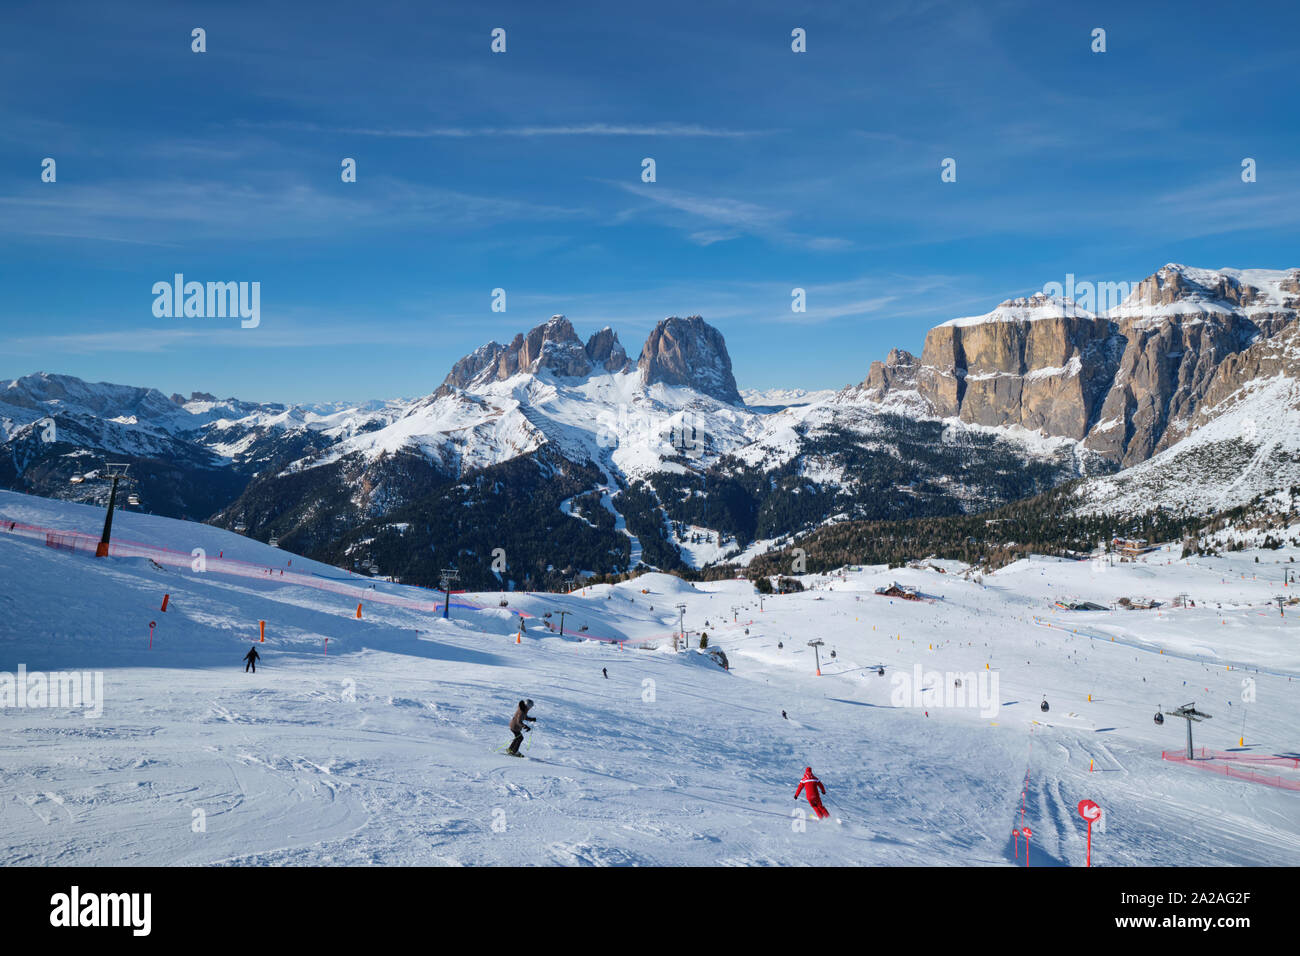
[1183,315,1300,432]
[913,295,1120,440]
[1085,312,1261,463]
[865,266,1300,465]
[1087,266,1300,464]
[636,315,743,405]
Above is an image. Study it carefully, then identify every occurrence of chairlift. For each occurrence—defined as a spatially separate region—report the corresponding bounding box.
[234,522,248,533]
[127,494,140,507]
[69,474,84,484]
[269,537,279,548]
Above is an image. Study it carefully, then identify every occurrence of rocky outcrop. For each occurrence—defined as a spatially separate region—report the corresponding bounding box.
[636,315,742,405]
[441,314,740,401]
[442,315,595,388]
[1085,312,1259,463]
[1184,317,1300,432]
[861,349,919,400]
[865,266,1300,465]
[912,295,1120,440]
[1087,265,1300,464]
[584,327,631,373]
[442,341,507,390]
[170,391,219,405]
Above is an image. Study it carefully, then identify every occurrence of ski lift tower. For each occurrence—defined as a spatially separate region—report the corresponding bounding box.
[676,603,687,652]
[808,639,825,676]
[1165,702,1212,760]
[1275,595,1287,617]
[95,462,132,557]
[439,568,459,620]
[731,605,741,623]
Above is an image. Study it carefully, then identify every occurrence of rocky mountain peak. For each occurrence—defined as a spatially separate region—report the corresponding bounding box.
[584,326,631,373]
[441,315,597,389]
[1114,264,1300,318]
[636,315,742,405]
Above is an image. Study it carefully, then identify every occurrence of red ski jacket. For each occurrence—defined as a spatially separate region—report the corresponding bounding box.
[795,768,825,800]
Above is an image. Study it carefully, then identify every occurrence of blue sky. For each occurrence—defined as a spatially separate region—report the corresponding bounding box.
[1,0,1298,403]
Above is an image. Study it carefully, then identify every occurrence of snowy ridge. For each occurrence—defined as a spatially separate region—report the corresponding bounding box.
[939,293,1096,327]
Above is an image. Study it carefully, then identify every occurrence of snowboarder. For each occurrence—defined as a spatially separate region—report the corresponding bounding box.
[507,698,536,756]
[602,667,608,679]
[1040,699,1049,713]
[243,645,260,673]
[782,710,788,719]
[795,767,829,820]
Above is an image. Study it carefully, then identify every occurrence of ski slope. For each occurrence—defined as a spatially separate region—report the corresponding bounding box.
[1,489,1298,866]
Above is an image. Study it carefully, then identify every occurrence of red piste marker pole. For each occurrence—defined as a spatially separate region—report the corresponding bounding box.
[1022,826,1032,867]
[160,593,169,613]
[1078,799,1101,867]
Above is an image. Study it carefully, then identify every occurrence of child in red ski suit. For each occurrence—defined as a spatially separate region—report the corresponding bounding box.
[795,767,829,819]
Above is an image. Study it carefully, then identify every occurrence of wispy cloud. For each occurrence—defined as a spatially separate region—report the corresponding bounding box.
[244,120,773,139]
[2,321,450,356]
[608,181,853,251]
[0,177,588,244]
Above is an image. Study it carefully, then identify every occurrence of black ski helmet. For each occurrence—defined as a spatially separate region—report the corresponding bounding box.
[524,698,534,709]
[518,700,526,709]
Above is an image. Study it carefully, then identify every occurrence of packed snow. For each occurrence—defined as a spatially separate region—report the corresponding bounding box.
[2,489,1298,866]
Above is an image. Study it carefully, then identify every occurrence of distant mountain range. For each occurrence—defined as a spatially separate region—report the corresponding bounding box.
[3,264,1297,588]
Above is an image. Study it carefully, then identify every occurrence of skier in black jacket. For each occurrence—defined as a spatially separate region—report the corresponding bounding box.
[507,699,536,756]
[244,646,260,673]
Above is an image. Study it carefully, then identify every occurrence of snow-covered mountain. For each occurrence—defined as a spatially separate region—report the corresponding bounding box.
[1074,316,1300,516]
[865,265,1300,466]
[4,263,1298,584]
